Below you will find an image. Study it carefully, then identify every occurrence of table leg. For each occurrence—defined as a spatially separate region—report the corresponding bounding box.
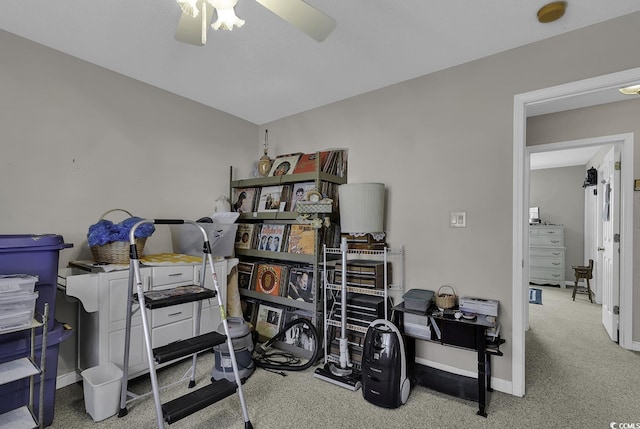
[476,326,487,417]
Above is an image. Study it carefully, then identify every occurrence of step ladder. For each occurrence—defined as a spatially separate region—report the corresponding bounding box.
[118,219,253,429]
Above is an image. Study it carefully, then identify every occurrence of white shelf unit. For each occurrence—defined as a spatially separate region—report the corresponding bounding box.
[321,246,403,368]
[0,304,48,429]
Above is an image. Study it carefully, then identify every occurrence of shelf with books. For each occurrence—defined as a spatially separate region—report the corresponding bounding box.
[230,151,347,358]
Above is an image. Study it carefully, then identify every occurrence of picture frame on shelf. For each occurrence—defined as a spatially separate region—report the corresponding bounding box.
[256,303,283,342]
[269,153,302,177]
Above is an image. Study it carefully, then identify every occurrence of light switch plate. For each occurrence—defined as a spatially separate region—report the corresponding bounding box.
[450,211,467,228]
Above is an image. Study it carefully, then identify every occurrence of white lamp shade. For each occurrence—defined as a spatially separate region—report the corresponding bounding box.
[338,183,385,234]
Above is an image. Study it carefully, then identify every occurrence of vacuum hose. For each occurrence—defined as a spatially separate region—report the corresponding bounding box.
[253,318,320,372]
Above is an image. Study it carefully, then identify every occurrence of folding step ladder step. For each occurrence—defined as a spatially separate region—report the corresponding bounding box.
[162,379,237,425]
[137,285,216,309]
[153,331,227,364]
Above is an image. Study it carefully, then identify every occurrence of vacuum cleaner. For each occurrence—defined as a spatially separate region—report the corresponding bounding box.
[314,237,362,391]
[361,319,410,408]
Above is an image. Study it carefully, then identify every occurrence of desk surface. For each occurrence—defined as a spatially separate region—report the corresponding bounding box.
[392,302,497,328]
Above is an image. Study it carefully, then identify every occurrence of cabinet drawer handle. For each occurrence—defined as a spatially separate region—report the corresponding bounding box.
[168,312,182,317]
[552,274,560,277]
[550,240,560,244]
[169,273,183,277]
[552,252,560,256]
[552,262,560,265]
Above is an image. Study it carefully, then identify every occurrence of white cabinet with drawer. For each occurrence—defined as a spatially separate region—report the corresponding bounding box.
[62,259,228,379]
[529,225,566,287]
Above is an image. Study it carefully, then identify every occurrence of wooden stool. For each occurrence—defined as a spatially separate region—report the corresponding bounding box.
[572,259,594,303]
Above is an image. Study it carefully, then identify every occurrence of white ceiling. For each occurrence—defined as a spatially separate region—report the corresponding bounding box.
[530,146,602,170]
[1,1,640,125]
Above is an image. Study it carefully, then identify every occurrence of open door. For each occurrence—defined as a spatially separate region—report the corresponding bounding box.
[600,145,620,342]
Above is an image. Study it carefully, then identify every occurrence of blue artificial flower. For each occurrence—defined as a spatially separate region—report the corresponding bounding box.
[87,216,155,246]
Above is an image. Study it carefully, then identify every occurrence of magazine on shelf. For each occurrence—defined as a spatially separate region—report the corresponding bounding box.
[288,181,317,211]
[257,223,288,252]
[241,297,258,326]
[292,151,330,174]
[257,185,288,212]
[234,223,258,250]
[231,187,258,213]
[237,261,256,290]
[268,153,302,177]
[283,308,315,351]
[256,303,284,342]
[287,266,315,303]
[254,263,286,296]
[287,224,316,255]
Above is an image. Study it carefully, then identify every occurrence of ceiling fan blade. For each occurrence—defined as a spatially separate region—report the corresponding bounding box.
[175,2,215,46]
[255,0,336,42]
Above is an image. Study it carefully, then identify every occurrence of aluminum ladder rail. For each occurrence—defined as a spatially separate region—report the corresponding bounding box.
[117,219,253,428]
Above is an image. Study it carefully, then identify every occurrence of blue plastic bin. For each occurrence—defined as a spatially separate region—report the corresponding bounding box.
[0,321,73,426]
[0,234,72,331]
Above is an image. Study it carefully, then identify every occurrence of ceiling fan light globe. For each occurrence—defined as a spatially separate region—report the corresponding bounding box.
[211,8,245,30]
[177,0,200,18]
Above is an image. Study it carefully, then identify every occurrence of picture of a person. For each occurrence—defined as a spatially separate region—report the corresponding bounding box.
[288,271,311,302]
[266,236,274,251]
[233,191,247,212]
[271,236,280,251]
[292,187,304,210]
[241,232,249,244]
[259,235,268,250]
[273,161,291,176]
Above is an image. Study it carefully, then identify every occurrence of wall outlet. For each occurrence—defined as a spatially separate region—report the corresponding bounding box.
[450,211,467,228]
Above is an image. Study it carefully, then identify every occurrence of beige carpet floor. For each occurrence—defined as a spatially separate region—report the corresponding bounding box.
[47,285,639,428]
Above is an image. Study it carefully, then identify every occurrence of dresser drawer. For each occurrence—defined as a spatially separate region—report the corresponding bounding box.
[530,247,565,258]
[152,302,194,328]
[530,256,565,270]
[151,266,194,287]
[530,236,564,247]
[530,267,564,281]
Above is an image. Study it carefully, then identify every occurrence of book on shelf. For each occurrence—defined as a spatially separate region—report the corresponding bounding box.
[256,185,290,212]
[322,149,348,177]
[234,223,258,250]
[254,263,287,297]
[287,224,316,255]
[255,303,284,342]
[288,181,317,211]
[232,187,259,213]
[286,265,315,303]
[241,297,258,326]
[257,223,288,252]
[237,261,256,290]
[268,153,303,177]
[292,151,330,174]
[282,308,316,351]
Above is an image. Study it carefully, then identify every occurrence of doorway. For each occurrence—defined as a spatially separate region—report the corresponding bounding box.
[512,67,640,397]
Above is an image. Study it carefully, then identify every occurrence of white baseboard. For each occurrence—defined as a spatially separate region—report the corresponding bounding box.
[414,357,512,395]
[56,370,81,389]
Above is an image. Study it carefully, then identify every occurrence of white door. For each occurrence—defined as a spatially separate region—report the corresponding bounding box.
[584,186,599,303]
[600,146,620,342]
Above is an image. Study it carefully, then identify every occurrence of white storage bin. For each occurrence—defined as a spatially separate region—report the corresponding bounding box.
[0,291,38,331]
[172,222,238,258]
[81,363,123,422]
[0,274,38,294]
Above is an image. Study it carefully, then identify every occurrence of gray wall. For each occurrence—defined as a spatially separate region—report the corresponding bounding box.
[530,166,586,280]
[3,11,640,390]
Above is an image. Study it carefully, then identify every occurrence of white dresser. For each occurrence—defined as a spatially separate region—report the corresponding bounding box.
[529,225,565,287]
[59,259,231,379]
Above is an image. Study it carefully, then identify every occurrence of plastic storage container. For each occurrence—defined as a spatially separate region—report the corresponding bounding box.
[173,222,238,258]
[0,322,73,426]
[81,363,123,422]
[0,234,72,331]
[0,291,38,332]
[0,274,38,294]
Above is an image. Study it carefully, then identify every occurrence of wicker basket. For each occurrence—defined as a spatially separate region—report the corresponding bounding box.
[89,209,146,264]
[435,284,458,310]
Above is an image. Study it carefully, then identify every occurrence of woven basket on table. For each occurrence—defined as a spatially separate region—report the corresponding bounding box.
[435,284,458,310]
[89,209,146,265]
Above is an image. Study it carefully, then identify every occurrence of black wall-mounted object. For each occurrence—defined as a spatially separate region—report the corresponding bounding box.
[583,167,598,188]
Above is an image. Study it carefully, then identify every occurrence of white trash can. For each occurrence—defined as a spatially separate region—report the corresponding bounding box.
[81,363,123,422]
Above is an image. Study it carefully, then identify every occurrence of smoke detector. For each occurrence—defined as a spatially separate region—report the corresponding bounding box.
[537,2,567,23]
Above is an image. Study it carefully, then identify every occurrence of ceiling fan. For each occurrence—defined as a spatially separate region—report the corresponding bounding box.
[175,0,336,46]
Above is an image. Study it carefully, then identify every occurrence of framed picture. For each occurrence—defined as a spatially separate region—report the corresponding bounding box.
[256,303,283,341]
[268,153,302,177]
